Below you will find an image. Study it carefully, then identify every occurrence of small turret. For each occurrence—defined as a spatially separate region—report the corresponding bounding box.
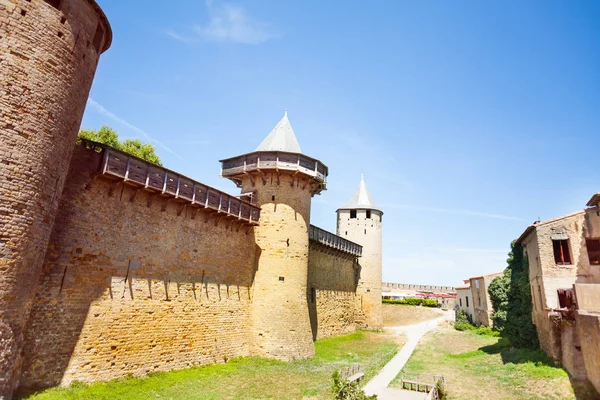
[337,175,383,329]
[220,112,328,360]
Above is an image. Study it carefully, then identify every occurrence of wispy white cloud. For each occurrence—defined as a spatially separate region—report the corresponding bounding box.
[380,203,521,221]
[87,98,187,163]
[167,1,275,45]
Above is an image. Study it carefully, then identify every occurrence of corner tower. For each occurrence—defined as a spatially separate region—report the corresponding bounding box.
[220,112,328,360]
[0,1,111,397]
[337,175,383,329]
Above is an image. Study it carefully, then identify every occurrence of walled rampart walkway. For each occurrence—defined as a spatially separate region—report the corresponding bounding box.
[363,310,453,399]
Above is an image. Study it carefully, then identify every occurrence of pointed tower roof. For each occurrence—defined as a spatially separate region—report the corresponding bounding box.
[340,174,380,210]
[255,110,302,153]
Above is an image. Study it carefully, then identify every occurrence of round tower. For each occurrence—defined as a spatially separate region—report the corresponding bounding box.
[220,112,327,360]
[337,175,383,329]
[0,1,111,396]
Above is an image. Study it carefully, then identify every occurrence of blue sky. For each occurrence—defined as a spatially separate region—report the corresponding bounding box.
[83,0,600,286]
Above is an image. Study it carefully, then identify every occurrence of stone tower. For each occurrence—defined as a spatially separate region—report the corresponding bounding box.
[220,112,328,359]
[337,175,383,329]
[0,0,111,396]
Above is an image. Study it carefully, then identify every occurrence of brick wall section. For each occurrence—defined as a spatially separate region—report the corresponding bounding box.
[577,312,600,394]
[0,0,110,396]
[18,145,258,391]
[243,172,316,360]
[522,213,583,358]
[308,245,358,340]
[337,209,383,329]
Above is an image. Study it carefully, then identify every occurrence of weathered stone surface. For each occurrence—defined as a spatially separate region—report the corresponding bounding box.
[337,209,383,329]
[0,0,110,396]
[308,246,358,340]
[19,146,257,390]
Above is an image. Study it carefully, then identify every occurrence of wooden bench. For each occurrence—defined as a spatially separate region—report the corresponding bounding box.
[340,364,364,383]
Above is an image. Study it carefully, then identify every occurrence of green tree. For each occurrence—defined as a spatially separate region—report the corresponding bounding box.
[488,269,511,332]
[504,241,539,348]
[120,139,161,165]
[78,125,162,166]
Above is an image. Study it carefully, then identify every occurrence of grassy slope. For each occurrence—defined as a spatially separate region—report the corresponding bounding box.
[25,331,404,400]
[390,327,588,400]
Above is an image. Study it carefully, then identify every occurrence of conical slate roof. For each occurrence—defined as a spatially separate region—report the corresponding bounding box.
[340,175,379,210]
[255,111,302,153]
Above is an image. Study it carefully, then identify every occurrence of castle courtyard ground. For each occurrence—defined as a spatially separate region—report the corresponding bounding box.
[390,326,596,400]
[22,330,404,400]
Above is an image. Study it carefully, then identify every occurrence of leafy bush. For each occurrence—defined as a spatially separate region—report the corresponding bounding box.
[454,322,476,331]
[475,326,501,337]
[436,380,448,400]
[331,370,377,400]
[488,270,510,331]
[454,310,476,331]
[382,298,439,308]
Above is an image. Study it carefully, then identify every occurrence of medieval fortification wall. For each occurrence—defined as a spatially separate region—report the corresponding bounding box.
[15,143,374,393]
[1,1,383,397]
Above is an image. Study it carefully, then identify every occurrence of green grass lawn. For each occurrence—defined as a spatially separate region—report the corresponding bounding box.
[390,327,596,400]
[23,331,403,400]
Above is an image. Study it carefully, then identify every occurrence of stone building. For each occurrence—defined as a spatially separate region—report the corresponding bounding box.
[517,195,600,394]
[337,176,383,328]
[470,272,502,326]
[454,272,501,327]
[381,282,457,310]
[0,3,384,396]
[455,281,474,320]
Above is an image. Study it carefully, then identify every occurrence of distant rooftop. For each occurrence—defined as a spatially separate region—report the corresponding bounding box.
[339,174,380,211]
[255,111,302,153]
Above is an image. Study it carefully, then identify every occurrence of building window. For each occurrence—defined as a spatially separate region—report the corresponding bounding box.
[466,296,469,307]
[350,210,357,219]
[475,280,480,289]
[459,298,462,307]
[478,295,481,306]
[552,239,572,265]
[586,238,600,265]
[538,286,543,309]
[366,210,371,219]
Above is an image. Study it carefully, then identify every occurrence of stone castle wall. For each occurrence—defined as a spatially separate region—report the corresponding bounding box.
[338,209,383,329]
[15,145,364,392]
[19,146,259,390]
[308,246,358,340]
[0,0,111,395]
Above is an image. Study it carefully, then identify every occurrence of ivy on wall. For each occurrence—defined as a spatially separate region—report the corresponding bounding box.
[489,241,539,348]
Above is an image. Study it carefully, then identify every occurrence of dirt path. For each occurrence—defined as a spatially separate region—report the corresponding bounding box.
[362,310,453,398]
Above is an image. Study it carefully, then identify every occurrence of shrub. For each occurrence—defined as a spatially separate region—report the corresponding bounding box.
[454,322,476,331]
[475,326,501,337]
[436,380,448,400]
[382,298,439,308]
[504,242,539,348]
[331,370,377,400]
[488,270,510,332]
[454,310,476,331]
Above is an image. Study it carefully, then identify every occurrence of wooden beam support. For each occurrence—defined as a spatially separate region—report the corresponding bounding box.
[129,188,141,203]
[161,197,172,212]
[147,193,160,208]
